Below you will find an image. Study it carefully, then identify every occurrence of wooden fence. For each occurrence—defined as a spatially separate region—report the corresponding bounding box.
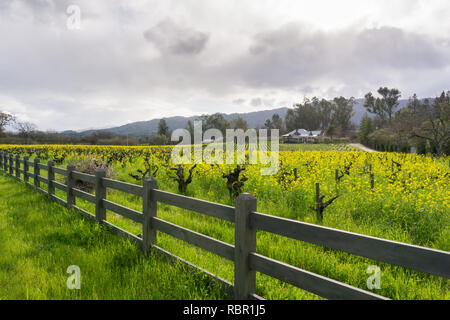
[0,151,449,300]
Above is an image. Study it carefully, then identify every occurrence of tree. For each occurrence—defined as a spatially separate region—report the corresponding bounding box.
[16,121,37,139]
[200,113,229,135]
[332,96,355,135]
[158,119,169,136]
[293,98,321,131]
[270,113,283,131]
[284,108,297,132]
[314,98,334,130]
[230,117,248,131]
[359,114,374,146]
[186,120,195,144]
[364,87,401,125]
[411,91,450,156]
[0,112,15,135]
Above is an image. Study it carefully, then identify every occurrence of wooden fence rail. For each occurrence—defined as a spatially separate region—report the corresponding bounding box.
[0,151,449,300]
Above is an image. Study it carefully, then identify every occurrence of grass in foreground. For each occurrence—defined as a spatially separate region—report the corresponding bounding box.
[0,174,227,300]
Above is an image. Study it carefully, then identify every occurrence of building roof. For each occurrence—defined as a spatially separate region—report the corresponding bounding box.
[282,129,322,137]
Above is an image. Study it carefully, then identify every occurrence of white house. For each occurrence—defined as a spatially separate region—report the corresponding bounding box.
[282,129,322,143]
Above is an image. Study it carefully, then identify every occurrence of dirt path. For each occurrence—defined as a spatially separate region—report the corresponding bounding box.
[349,143,380,153]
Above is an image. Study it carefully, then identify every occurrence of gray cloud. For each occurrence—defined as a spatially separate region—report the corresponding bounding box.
[231,24,450,89]
[232,98,246,105]
[250,98,262,107]
[0,1,449,131]
[143,18,209,56]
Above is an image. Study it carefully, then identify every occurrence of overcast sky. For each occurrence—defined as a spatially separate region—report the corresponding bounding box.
[1,0,449,131]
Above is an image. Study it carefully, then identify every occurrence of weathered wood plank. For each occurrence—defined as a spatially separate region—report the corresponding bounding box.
[37,175,49,184]
[72,188,96,203]
[53,181,67,192]
[72,171,96,184]
[37,163,48,171]
[249,253,388,300]
[33,158,40,188]
[152,217,235,261]
[250,212,450,278]
[47,161,55,196]
[103,199,144,223]
[53,166,67,176]
[143,177,157,256]
[234,193,257,300]
[153,189,235,222]
[66,164,76,209]
[95,169,106,222]
[102,178,143,196]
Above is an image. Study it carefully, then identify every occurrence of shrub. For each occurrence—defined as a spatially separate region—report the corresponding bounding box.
[69,158,115,192]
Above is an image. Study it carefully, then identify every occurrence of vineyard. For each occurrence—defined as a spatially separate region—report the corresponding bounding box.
[0,143,449,299]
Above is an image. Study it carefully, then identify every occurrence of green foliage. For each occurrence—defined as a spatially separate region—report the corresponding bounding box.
[359,114,374,145]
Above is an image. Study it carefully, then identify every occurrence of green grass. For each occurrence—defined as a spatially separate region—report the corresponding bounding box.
[2,150,449,300]
[0,173,227,300]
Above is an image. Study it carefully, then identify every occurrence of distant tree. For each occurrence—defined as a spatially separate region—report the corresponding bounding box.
[314,98,334,130]
[0,112,15,135]
[264,119,272,129]
[324,125,337,139]
[158,119,169,136]
[358,114,374,146]
[410,91,450,156]
[150,134,169,145]
[294,98,321,131]
[230,117,248,131]
[16,121,37,139]
[332,96,355,135]
[200,113,229,135]
[364,87,401,124]
[284,108,298,132]
[270,113,283,131]
[186,120,195,144]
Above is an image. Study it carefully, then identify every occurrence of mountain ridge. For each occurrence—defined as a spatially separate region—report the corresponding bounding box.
[62,98,415,137]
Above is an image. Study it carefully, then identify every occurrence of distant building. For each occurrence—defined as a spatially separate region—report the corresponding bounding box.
[282,129,322,143]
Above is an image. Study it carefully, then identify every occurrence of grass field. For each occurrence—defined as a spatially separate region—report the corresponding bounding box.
[0,174,227,300]
[0,144,449,300]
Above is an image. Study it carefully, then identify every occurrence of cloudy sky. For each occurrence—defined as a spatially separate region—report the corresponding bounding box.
[1,0,449,131]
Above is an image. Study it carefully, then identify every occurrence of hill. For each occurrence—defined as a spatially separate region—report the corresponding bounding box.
[62,99,413,137]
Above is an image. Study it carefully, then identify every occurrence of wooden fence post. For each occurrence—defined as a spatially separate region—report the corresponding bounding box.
[95,169,106,223]
[4,153,8,172]
[47,160,55,197]
[143,177,158,256]
[234,193,257,300]
[15,155,20,179]
[34,158,40,188]
[67,164,76,209]
[9,154,13,176]
[23,156,29,183]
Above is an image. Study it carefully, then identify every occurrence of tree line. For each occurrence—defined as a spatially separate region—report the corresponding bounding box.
[359,88,449,156]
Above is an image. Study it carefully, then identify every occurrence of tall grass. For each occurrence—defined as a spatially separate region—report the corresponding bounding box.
[0,174,227,300]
